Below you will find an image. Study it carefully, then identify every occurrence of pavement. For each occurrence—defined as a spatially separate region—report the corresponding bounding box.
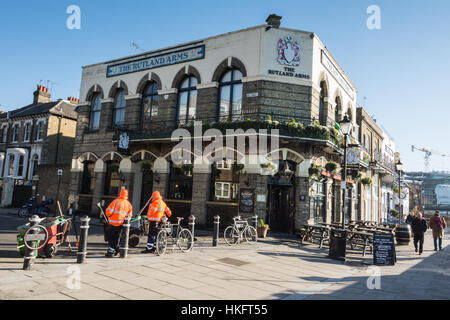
[0,208,449,300]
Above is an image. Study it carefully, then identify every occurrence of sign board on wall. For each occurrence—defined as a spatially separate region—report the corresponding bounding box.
[106,45,205,77]
[321,50,354,100]
[239,188,255,213]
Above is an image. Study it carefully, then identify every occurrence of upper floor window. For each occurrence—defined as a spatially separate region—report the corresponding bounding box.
[1,126,7,143]
[24,122,31,142]
[113,90,126,126]
[218,69,243,121]
[334,97,342,122]
[141,82,159,130]
[36,121,45,141]
[29,154,39,179]
[89,94,101,130]
[17,155,24,177]
[7,154,14,176]
[177,76,197,126]
[12,124,19,142]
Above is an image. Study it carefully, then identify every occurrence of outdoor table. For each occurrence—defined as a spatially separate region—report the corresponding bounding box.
[299,224,331,248]
[346,230,374,256]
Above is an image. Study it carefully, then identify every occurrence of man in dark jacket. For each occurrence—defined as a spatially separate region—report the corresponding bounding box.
[411,213,428,254]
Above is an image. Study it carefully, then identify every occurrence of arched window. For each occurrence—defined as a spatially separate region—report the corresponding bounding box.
[319,81,328,125]
[141,82,159,130]
[177,76,197,126]
[80,161,95,194]
[113,90,126,126]
[89,94,102,130]
[335,97,342,122]
[218,69,243,121]
[104,161,120,196]
[36,121,45,140]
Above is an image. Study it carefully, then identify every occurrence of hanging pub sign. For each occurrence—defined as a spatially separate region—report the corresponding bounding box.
[345,148,360,169]
[373,232,396,266]
[239,188,255,214]
[117,131,130,155]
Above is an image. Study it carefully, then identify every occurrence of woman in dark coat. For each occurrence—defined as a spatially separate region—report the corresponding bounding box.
[411,213,428,254]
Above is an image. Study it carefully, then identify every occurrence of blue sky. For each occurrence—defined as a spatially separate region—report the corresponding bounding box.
[0,0,449,172]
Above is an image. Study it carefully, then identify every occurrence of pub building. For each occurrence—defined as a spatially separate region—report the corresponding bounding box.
[70,15,381,233]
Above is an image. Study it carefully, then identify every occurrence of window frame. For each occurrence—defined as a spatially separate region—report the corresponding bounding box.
[215,182,231,199]
[177,76,198,126]
[140,82,159,130]
[218,69,243,122]
[11,123,19,143]
[24,121,32,142]
[35,120,45,141]
[112,89,126,127]
[89,94,102,131]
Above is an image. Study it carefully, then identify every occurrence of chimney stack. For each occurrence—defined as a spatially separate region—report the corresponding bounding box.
[266,14,282,29]
[33,85,51,104]
[68,96,79,104]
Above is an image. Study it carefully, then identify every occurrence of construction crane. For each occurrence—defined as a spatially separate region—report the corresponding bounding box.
[411,145,450,172]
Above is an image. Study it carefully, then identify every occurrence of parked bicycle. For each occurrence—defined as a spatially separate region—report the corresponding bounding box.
[155,216,193,255]
[224,216,258,245]
[18,197,53,218]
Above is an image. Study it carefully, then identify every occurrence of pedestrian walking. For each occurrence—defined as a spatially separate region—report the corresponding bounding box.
[405,211,415,225]
[104,188,133,257]
[142,191,172,253]
[429,211,447,251]
[411,213,427,254]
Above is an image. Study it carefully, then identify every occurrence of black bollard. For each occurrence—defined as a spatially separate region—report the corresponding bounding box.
[252,214,258,241]
[188,215,195,244]
[120,218,131,258]
[77,216,90,264]
[23,215,41,270]
[213,215,220,247]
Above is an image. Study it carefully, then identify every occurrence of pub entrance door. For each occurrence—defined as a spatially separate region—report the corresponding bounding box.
[266,160,296,234]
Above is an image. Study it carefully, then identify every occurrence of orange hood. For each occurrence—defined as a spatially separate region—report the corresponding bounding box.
[119,189,128,200]
[152,191,161,200]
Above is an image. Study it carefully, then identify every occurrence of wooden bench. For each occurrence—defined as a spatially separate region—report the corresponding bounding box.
[298,225,331,248]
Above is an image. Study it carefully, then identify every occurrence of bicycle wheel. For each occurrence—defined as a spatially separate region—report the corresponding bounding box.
[177,229,193,252]
[244,226,258,244]
[18,207,28,218]
[155,230,167,256]
[224,226,239,246]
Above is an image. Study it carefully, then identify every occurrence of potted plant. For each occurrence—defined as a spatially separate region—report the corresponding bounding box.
[308,163,320,179]
[232,161,245,175]
[257,219,269,238]
[181,163,193,176]
[325,161,338,173]
[141,161,153,172]
[360,177,372,185]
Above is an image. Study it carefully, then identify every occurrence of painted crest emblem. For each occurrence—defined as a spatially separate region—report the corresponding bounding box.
[118,132,129,150]
[277,35,300,66]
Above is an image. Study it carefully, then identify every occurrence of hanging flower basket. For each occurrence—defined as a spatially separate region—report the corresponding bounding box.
[141,161,153,172]
[308,163,320,179]
[232,161,245,175]
[325,161,338,173]
[181,163,193,176]
[360,177,372,185]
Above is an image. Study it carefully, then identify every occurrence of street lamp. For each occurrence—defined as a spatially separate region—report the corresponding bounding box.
[396,160,403,224]
[339,115,352,230]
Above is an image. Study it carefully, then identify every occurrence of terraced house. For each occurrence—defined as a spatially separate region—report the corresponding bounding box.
[71,15,387,233]
[0,85,78,210]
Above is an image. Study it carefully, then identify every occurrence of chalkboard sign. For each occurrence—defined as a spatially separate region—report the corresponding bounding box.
[239,188,255,213]
[373,233,396,266]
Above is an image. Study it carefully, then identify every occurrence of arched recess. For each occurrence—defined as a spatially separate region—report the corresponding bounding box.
[171,65,201,88]
[85,84,104,102]
[334,95,343,122]
[77,152,99,163]
[265,148,305,164]
[130,150,158,163]
[346,103,353,122]
[318,76,329,125]
[100,151,123,162]
[108,80,129,98]
[136,72,162,94]
[212,57,247,82]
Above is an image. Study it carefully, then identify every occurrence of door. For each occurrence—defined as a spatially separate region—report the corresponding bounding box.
[269,186,295,233]
[140,170,153,212]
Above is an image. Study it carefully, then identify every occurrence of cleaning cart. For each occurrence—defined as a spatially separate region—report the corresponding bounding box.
[17,216,72,258]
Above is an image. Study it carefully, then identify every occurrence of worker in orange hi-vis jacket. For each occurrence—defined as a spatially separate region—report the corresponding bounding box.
[104,188,133,257]
[142,191,172,253]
